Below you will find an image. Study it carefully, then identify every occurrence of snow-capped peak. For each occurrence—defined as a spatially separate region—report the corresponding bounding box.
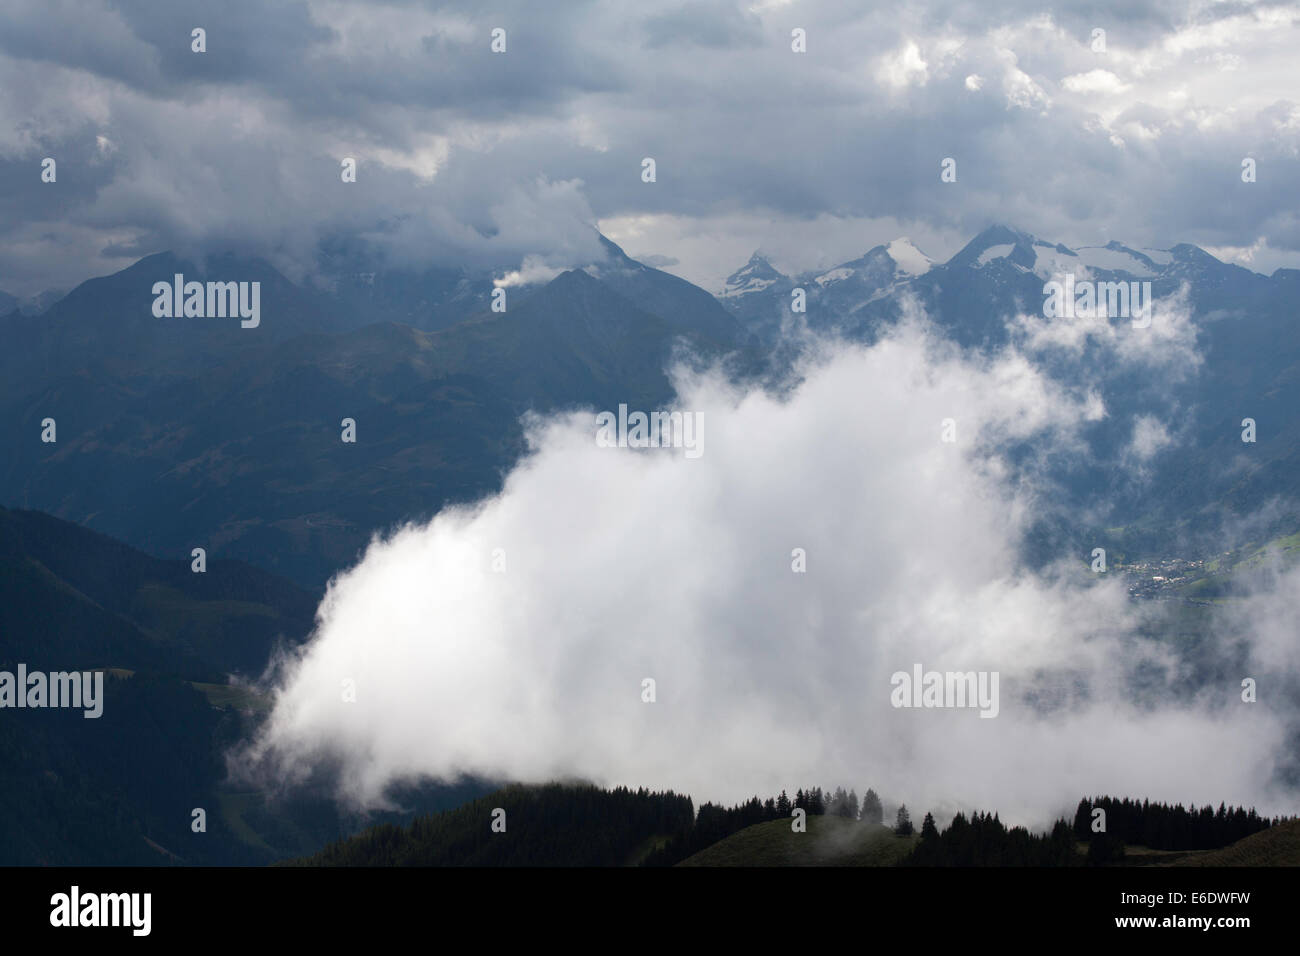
[950,226,1183,280]
[885,238,933,276]
[721,251,789,297]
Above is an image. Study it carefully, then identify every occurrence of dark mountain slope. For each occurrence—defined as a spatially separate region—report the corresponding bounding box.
[0,258,747,585]
[0,252,349,396]
[0,504,314,680]
[293,783,695,867]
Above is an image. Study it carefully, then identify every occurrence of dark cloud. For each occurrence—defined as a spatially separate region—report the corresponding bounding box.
[0,0,1296,295]
[641,1,764,49]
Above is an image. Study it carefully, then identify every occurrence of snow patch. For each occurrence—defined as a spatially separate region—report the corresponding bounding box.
[887,238,933,276]
[976,244,1015,266]
[815,267,855,286]
[1030,247,1082,281]
[1073,246,1157,278]
[721,276,779,297]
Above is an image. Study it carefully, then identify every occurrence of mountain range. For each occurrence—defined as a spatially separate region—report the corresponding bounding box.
[2,224,1299,865]
[0,237,752,585]
[721,224,1298,345]
[3,225,1296,587]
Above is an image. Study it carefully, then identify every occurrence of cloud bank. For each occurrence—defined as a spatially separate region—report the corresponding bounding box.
[235,316,1296,826]
[3,0,1299,295]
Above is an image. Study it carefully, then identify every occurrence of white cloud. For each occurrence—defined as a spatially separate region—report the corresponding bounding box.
[1127,414,1174,462]
[876,40,930,90]
[235,317,1293,825]
[997,48,1050,111]
[1061,69,1129,95]
[1010,286,1201,381]
[495,254,567,288]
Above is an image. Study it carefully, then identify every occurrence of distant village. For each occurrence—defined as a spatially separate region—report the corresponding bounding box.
[1121,554,1223,603]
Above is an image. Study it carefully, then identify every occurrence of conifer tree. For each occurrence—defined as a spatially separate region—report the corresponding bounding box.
[895,804,914,837]
[920,812,938,840]
[809,787,826,815]
[861,788,883,825]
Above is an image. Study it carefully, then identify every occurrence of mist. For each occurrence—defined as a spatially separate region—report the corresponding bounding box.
[234,314,1296,827]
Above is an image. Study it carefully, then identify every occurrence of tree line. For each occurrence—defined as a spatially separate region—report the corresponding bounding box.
[645,786,1289,867]
[291,781,1289,867]
[643,784,894,865]
[1072,795,1277,851]
[899,796,1287,866]
[300,783,694,866]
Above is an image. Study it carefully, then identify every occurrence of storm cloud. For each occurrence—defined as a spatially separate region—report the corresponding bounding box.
[2,0,1298,296]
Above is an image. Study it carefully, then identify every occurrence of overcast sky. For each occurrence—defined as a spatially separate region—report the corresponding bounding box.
[2,0,1298,297]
